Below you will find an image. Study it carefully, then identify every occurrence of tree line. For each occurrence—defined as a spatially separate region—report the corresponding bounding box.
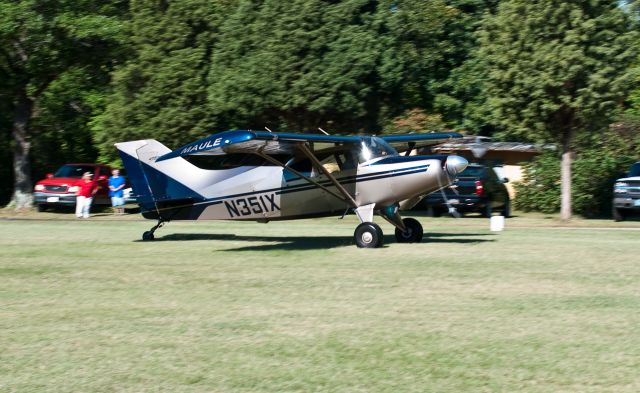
[2,0,640,218]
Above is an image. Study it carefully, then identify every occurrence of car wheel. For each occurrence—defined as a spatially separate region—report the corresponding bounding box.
[613,207,626,222]
[502,199,511,218]
[36,204,46,212]
[481,203,492,218]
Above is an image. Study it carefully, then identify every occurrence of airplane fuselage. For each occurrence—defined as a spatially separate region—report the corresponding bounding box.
[184,156,450,221]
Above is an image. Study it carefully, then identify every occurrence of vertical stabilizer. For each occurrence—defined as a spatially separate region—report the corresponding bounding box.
[115,140,207,217]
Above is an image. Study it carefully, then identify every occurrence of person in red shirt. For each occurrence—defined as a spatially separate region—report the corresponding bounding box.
[76,172,99,218]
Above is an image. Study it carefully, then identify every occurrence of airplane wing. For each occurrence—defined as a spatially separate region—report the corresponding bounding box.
[381,132,463,152]
[155,130,463,162]
[155,130,364,162]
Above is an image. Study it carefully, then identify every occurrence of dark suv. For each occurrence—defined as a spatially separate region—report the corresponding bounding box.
[422,164,510,217]
[612,161,640,221]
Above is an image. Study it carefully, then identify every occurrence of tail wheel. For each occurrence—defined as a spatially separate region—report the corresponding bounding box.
[395,218,423,243]
[142,231,155,241]
[354,222,384,248]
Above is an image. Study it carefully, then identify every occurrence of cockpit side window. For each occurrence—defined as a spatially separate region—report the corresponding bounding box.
[354,137,397,164]
[186,153,284,169]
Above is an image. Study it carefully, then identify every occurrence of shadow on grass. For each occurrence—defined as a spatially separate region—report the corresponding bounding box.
[141,232,495,251]
[411,210,522,219]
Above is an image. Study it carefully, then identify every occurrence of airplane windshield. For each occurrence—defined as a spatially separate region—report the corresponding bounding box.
[356,137,397,163]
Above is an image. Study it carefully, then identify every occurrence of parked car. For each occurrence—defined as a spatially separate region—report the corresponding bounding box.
[612,161,640,221]
[421,163,511,217]
[34,163,135,211]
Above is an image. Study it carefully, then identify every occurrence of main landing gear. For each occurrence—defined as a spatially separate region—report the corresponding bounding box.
[353,204,424,248]
[142,219,166,241]
[354,222,384,248]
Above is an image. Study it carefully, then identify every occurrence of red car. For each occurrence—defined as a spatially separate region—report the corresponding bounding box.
[33,164,112,211]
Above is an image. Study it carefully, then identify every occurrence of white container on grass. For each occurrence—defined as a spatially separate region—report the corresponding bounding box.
[490,215,505,232]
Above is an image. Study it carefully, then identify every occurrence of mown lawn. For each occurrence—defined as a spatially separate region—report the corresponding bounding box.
[1,213,639,392]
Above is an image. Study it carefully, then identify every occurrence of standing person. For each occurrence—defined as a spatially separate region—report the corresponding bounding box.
[108,169,126,215]
[76,172,99,218]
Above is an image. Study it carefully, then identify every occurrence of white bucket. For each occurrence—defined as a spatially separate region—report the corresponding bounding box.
[490,215,505,232]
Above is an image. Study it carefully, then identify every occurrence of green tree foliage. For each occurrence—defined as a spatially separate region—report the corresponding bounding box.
[386,108,446,134]
[30,69,107,177]
[95,0,471,153]
[206,0,460,133]
[0,0,126,208]
[207,0,386,132]
[433,0,500,133]
[513,152,561,214]
[477,0,638,219]
[93,0,235,164]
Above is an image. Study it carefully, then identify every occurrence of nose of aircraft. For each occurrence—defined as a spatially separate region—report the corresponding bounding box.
[445,155,468,177]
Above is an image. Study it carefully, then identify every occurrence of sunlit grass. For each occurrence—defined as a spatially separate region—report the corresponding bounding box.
[1,213,639,392]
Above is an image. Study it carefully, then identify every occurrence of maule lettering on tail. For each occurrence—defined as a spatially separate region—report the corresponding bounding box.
[181,138,222,155]
[224,193,281,217]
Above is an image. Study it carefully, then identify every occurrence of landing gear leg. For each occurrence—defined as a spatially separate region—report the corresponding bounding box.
[142,219,166,241]
[380,204,424,243]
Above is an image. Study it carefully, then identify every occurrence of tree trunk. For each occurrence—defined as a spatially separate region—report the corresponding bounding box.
[560,132,573,221]
[9,91,34,210]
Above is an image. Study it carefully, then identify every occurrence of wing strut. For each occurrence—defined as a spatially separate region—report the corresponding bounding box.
[298,143,359,208]
[255,149,351,205]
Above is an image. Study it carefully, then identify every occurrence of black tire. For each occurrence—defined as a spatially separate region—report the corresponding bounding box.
[354,222,384,248]
[613,207,626,222]
[142,231,155,241]
[481,203,493,218]
[36,204,46,212]
[502,199,511,218]
[395,217,424,243]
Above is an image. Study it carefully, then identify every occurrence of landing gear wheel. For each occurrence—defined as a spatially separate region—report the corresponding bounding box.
[142,219,166,241]
[395,217,423,243]
[354,222,384,248]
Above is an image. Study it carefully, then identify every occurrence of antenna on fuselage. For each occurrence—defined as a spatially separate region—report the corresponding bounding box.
[265,127,273,133]
[318,127,330,135]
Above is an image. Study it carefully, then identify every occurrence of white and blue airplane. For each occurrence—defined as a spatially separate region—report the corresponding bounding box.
[115,130,468,248]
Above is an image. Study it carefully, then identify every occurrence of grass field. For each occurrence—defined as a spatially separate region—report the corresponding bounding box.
[1,212,640,392]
